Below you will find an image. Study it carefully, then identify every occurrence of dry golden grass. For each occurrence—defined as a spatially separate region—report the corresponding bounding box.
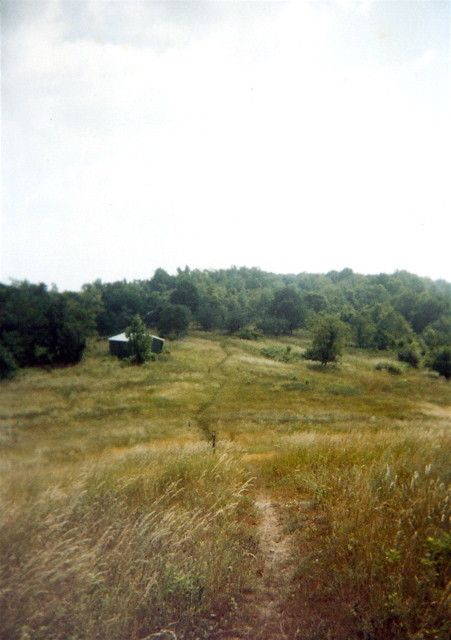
[0,332,450,639]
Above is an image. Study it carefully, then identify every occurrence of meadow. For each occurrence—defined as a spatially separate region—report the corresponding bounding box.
[1,332,450,640]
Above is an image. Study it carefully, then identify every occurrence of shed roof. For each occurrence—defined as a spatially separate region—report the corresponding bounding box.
[108,333,128,342]
[108,333,165,343]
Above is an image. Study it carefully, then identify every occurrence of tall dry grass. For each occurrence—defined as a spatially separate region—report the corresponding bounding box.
[0,449,257,640]
[257,429,451,639]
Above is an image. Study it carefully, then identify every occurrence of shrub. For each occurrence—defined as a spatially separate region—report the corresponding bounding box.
[0,345,18,380]
[236,328,263,341]
[429,347,451,380]
[397,347,420,368]
[375,361,404,375]
[261,346,303,362]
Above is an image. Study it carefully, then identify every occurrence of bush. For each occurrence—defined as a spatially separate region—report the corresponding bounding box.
[0,345,18,380]
[236,328,263,341]
[375,361,404,375]
[261,345,303,362]
[398,348,420,368]
[429,347,451,380]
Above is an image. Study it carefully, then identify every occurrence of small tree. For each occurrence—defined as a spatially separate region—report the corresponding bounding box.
[303,314,347,366]
[125,315,152,364]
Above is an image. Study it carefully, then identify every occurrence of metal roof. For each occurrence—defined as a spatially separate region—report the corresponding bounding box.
[108,333,165,343]
[108,333,128,342]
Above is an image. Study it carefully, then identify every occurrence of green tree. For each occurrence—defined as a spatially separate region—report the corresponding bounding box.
[169,281,200,313]
[95,280,147,336]
[196,298,226,331]
[371,304,413,350]
[125,315,152,364]
[303,292,328,314]
[149,268,175,293]
[423,315,451,349]
[346,310,376,348]
[259,287,306,335]
[304,314,347,366]
[224,294,250,333]
[158,304,191,338]
[410,293,447,334]
[0,282,88,368]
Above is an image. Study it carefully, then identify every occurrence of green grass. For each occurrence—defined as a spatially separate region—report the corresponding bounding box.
[1,332,450,639]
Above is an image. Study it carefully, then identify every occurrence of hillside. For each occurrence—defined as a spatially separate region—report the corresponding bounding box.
[2,267,451,379]
[1,332,450,639]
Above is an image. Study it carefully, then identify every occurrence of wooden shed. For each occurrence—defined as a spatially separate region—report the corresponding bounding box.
[108,332,165,358]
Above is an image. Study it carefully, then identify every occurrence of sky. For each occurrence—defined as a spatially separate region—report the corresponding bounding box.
[2,0,450,292]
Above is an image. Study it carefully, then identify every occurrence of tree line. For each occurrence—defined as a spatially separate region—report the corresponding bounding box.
[1,267,451,378]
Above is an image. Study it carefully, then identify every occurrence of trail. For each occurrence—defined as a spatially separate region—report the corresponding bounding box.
[194,340,231,439]
[214,493,298,640]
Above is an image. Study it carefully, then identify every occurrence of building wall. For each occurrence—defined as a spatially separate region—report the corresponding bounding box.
[109,341,131,359]
[109,336,164,358]
[151,337,164,354]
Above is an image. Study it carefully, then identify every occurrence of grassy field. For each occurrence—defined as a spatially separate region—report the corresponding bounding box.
[1,331,450,639]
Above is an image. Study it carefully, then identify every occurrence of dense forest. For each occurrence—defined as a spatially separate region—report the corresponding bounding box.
[1,267,451,379]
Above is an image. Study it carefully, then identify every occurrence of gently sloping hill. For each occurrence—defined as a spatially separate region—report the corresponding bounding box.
[214,492,299,640]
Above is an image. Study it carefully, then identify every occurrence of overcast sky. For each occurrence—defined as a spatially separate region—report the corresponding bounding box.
[2,0,450,291]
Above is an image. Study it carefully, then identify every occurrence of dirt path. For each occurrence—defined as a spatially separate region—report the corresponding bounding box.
[214,493,299,639]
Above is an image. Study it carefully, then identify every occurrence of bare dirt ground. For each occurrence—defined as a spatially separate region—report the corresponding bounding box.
[214,493,300,640]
